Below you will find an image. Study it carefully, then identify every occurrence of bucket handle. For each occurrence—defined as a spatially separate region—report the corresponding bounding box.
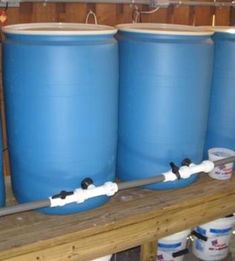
[172,248,189,258]
[191,230,208,241]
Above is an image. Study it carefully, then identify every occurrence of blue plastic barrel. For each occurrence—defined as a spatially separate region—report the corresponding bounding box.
[0,120,5,207]
[117,24,214,189]
[2,23,118,214]
[204,27,235,155]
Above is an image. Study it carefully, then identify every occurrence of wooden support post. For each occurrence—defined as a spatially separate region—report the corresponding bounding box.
[140,241,156,261]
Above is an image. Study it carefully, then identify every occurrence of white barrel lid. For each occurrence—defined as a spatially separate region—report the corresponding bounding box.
[2,23,117,36]
[199,26,235,34]
[116,23,213,36]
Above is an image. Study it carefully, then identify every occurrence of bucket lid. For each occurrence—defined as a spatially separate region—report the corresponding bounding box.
[2,23,117,36]
[159,229,191,242]
[199,215,235,232]
[199,26,235,34]
[116,23,213,36]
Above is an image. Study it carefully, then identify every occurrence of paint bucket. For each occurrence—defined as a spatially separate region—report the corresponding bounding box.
[192,215,235,260]
[208,148,235,180]
[157,229,191,261]
[91,255,112,261]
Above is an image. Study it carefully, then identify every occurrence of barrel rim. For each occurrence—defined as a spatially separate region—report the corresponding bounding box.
[2,23,117,36]
[116,23,214,36]
[198,26,235,34]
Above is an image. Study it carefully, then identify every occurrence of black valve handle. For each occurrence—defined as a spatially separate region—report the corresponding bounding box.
[191,230,208,241]
[172,248,189,258]
[169,162,181,179]
[52,190,74,199]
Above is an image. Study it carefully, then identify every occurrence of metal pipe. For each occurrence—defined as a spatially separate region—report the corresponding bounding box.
[118,175,165,190]
[1,0,235,7]
[166,0,235,7]
[0,199,50,217]
[214,155,235,167]
[0,155,234,217]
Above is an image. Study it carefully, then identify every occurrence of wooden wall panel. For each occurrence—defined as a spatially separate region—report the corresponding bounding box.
[0,2,232,26]
[19,3,33,23]
[215,7,231,25]
[65,3,87,23]
[141,8,168,23]
[6,8,20,25]
[231,7,235,25]
[172,6,193,25]
[31,3,57,22]
[194,6,214,25]
[116,4,133,24]
[96,4,117,25]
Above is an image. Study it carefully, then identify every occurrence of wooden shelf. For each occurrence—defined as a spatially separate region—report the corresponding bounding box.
[0,174,235,261]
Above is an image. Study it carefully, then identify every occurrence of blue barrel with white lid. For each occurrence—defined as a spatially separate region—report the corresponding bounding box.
[117,23,214,189]
[2,23,118,214]
[204,27,235,155]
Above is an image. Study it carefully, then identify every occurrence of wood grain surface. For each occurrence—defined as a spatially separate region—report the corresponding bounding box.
[0,174,235,260]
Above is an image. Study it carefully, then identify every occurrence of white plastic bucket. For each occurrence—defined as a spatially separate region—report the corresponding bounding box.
[157,229,191,261]
[91,255,112,261]
[208,148,235,180]
[192,215,235,260]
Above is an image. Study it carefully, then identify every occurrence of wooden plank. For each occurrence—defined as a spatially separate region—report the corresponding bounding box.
[215,7,231,26]
[116,4,133,24]
[194,6,214,25]
[31,3,57,22]
[167,5,174,23]
[96,4,117,25]
[19,3,33,23]
[173,6,192,25]
[140,241,156,261]
[5,8,20,25]
[65,3,87,23]
[1,175,235,260]
[141,8,168,23]
[230,7,235,25]
[2,3,232,27]
[56,3,66,22]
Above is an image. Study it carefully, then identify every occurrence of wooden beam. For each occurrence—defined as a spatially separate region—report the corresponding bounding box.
[140,241,156,261]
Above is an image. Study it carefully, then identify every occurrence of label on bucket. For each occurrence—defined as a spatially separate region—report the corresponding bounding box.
[208,148,235,180]
[193,234,232,260]
[157,252,175,261]
[209,163,233,180]
[157,242,184,261]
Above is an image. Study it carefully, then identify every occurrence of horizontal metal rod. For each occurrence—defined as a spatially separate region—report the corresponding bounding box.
[214,155,235,167]
[118,175,165,190]
[1,0,235,7]
[166,0,235,7]
[0,199,50,217]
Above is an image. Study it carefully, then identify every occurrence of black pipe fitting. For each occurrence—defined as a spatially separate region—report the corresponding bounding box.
[81,177,94,189]
[181,158,192,167]
[52,190,74,199]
